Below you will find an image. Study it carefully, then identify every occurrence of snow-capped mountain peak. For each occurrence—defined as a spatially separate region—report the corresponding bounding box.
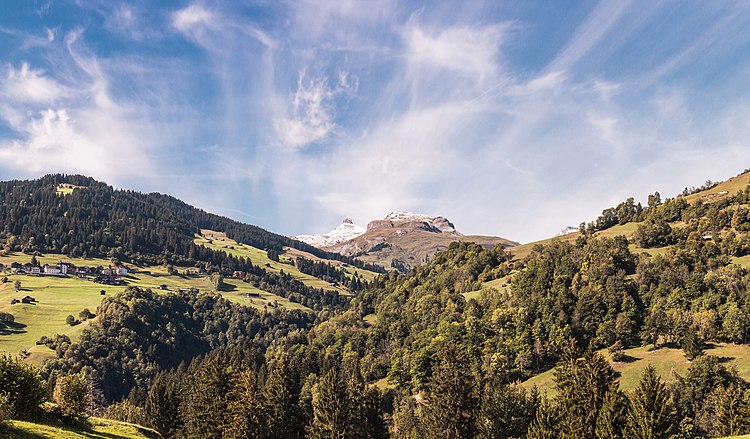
[292,218,366,248]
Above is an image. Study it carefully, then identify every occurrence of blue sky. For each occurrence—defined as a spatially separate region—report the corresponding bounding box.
[1,1,750,243]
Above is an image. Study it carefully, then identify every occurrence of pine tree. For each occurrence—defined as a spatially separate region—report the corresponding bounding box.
[478,382,539,439]
[420,343,480,439]
[309,367,350,439]
[144,372,182,438]
[704,382,750,437]
[183,358,234,438]
[223,370,265,439]
[595,383,628,439]
[393,395,420,439]
[263,357,305,439]
[553,343,617,437]
[526,398,561,439]
[626,366,676,438]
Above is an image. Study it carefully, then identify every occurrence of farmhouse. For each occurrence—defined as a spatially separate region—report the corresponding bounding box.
[232,271,245,279]
[43,264,62,275]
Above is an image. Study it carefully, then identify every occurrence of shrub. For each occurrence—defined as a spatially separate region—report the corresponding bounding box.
[0,354,47,418]
[53,372,90,424]
[0,393,12,425]
[65,315,76,326]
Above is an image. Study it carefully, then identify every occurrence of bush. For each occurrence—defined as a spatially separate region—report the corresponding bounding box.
[608,340,624,362]
[0,354,47,418]
[65,315,77,326]
[53,372,90,424]
[0,312,13,324]
[0,393,12,425]
[78,309,94,321]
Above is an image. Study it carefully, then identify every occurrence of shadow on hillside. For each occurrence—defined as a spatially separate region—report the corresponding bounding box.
[615,354,638,364]
[3,420,161,439]
[218,283,237,292]
[0,321,27,335]
[715,355,733,364]
[1,425,46,438]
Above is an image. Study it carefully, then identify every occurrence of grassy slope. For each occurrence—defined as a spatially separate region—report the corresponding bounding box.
[0,252,312,363]
[683,171,750,204]
[4,417,158,439]
[1,225,384,361]
[196,230,354,295]
[522,343,750,397]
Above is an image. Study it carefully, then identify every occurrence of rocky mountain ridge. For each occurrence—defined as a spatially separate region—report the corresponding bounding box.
[294,211,517,272]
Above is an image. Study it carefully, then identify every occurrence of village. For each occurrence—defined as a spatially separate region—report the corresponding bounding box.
[2,260,129,285]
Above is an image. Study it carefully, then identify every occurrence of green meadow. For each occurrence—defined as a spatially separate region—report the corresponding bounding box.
[4,417,158,439]
[0,251,314,364]
[522,343,750,398]
[196,230,362,294]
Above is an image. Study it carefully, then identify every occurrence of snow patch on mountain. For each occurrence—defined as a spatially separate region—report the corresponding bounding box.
[293,218,366,248]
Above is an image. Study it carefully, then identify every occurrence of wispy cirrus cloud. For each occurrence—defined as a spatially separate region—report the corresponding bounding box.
[1,1,750,243]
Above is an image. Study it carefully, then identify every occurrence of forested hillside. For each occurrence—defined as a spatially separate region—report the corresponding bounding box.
[0,174,383,273]
[6,171,750,438]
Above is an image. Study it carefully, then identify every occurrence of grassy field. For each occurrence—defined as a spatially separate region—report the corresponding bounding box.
[55,184,84,196]
[196,230,352,295]
[0,251,314,362]
[522,343,750,397]
[4,417,158,438]
[683,171,750,204]
[282,247,380,283]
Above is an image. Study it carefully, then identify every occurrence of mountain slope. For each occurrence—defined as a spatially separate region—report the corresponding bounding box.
[323,211,518,271]
[293,218,366,248]
[0,174,380,272]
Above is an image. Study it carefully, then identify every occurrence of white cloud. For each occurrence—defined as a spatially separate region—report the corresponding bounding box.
[275,69,358,149]
[2,62,70,103]
[404,24,505,81]
[172,5,214,32]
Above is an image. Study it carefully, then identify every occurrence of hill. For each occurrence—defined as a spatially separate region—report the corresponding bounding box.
[0,174,383,272]
[0,175,383,364]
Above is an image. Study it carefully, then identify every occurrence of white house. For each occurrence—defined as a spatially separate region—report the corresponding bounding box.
[116,266,128,276]
[43,265,61,275]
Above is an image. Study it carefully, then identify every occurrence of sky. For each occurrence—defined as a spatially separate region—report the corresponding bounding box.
[1,0,750,243]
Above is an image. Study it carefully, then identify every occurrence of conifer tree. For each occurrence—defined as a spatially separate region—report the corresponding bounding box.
[144,372,182,437]
[263,357,305,439]
[553,343,617,437]
[626,366,676,438]
[393,395,420,439]
[526,398,561,439]
[595,383,628,439]
[183,358,234,438]
[309,367,350,439]
[223,369,265,439]
[420,342,480,439]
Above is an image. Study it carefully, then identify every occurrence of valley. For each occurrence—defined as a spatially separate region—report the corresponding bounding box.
[3,170,750,438]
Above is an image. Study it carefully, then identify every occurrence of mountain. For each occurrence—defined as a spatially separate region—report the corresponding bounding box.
[320,211,518,272]
[293,218,366,248]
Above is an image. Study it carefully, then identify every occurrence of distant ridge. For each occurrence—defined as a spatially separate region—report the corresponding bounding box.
[298,211,518,272]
